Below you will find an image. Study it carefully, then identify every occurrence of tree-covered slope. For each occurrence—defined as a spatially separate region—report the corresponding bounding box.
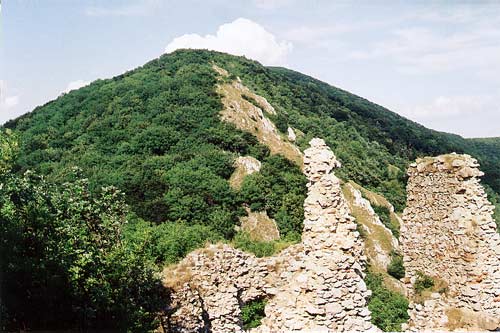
[4,49,499,217]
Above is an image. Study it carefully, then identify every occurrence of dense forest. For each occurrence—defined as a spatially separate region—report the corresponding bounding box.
[1,49,499,331]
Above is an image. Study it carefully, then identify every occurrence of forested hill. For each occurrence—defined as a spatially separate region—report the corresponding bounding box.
[2,49,499,331]
[5,49,499,216]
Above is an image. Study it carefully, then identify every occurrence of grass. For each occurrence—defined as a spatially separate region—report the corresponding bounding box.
[365,271,409,332]
[232,232,297,257]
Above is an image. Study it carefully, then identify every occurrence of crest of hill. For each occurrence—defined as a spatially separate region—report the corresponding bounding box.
[3,49,499,226]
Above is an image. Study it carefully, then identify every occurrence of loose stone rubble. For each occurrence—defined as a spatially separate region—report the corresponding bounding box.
[400,153,500,331]
[162,138,376,332]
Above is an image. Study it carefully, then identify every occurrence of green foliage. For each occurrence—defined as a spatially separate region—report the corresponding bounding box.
[123,218,222,264]
[233,232,276,257]
[373,204,399,238]
[484,184,500,230]
[0,129,18,174]
[232,232,299,257]
[241,298,267,329]
[387,251,405,279]
[0,170,164,331]
[2,49,500,330]
[414,272,435,294]
[365,272,409,332]
[5,52,269,237]
[239,155,307,237]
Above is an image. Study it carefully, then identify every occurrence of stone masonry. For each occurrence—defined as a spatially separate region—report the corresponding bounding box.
[162,138,376,332]
[400,153,500,331]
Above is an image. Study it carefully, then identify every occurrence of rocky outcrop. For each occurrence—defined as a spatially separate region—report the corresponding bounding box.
[213,64,303,167]
[401,153,500,331]
[344,183,399,275]
[240,208,280,242]
[229,156,262,189]
[162,138,376,332]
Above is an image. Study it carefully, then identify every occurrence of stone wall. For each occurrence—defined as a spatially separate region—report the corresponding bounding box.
[162,138,376,332]
[254,138,375,332]
[400,153,500,331]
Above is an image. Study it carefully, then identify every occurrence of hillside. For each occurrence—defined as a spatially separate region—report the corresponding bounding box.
[5,49,499,220]
[1,49,499,331]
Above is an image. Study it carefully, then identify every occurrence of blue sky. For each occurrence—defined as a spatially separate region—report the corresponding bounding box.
[1,0,499,137]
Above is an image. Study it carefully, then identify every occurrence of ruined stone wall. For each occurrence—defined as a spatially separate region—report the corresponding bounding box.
[162,138,376,332]
[400,153,500,331]
[254,138,374,332]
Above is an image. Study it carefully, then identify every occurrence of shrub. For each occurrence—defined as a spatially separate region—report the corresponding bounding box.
[241,298,267,329]
[232,232,276,257]
[372,204,399,238]
[0,171,164,331]
[387,251,405,279]
[414,271,435,294]
[365,272,409,332]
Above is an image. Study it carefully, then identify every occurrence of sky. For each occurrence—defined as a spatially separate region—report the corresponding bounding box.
[1,0,499,138]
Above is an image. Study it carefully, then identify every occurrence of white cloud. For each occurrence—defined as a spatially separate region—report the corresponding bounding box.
[64,80,91,93]
[393,94,500,137]
[0,80,20,113]
[349,6,500,75]
[400,95,495,120]
[165,18,293,66]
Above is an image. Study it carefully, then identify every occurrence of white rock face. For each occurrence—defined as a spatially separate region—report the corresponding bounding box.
[162,138,377,332]
[236,156,261,174]
[287,127,296,142]
[401,154,500,331]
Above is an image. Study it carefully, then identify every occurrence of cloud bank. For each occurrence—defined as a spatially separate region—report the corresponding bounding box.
[165,18,292,66]
[0,80,19,113]
[64,80,91,93]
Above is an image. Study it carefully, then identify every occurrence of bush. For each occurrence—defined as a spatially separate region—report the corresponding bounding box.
[387,251,405,279]
[373,204,399,238]
[241,298,267,329]
[232,232,276,257]
[239,155,307,237]
[123,219,222,265]
[0,171,164,331]
[414,271,435,294]
[365,272,409,332]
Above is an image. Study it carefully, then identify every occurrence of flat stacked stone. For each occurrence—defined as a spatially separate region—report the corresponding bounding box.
[401,153,500,331]
[254,138,375,332]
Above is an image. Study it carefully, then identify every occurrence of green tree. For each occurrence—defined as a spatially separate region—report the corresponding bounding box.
[0,170,164,331]
[0,129,18,174]
[366,272,409,332]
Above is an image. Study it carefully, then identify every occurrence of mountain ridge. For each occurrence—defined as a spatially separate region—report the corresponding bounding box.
[3,49,499,220]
